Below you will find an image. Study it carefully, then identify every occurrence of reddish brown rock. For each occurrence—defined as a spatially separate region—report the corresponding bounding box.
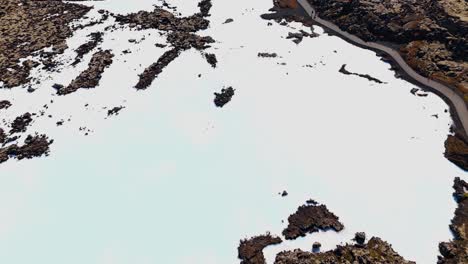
[115,0,215,89]
[305,0,467,98]
[135,48,181,90]
[0,0,91,88]
[238,234,282,264]
[274,237,415,264]
[72,32,104,65]
[275,0,298,9]
[58,50,114,95]
[282,203,344,240]
[444,133,468,171]
[0,134,53,163]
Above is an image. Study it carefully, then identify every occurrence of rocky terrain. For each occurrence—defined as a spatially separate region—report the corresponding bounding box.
[214,87,235,107]
[238,234,283,264]
[58,50,114,95]
[306,0,467,100]
[274,237,415,264]
[282,202,344,240]
[438,177,468,263]
[237,199,415,264]
[72,32,104,66]
[339,64,385,84]
[0,0,91,88]
[444,133,468,171]
[264,0,468,171]
[0,0,221,164]
[0,134,53,163]
[114,1,216,90]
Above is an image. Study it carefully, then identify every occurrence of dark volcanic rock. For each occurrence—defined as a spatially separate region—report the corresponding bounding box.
[166,31,215,50]
[114,7,210,33]
[214,87,235,108]
[286,30,318,44]
[282,203,344,240]
[72,32,104,65]
[10,112,33,134]
[238,234,282,264]
[135,48,181,90]
[354,232,366,244]
[0,0,91,88]
[223,18,234,24]
[444,133,468,171]
[115,1,216,89]
[107,106,124,116]
[0,100,11,110]
[0,128,5,144]
[312,242,321,252]
[438,177,468,263]
[258,52,278,58]
[58,50,114,95]
[339,64,385,84]
[307,0,467,99]
[204,53,217,68]
[275,237,415,264]
[198,0,212,17]
[0,134,53,163]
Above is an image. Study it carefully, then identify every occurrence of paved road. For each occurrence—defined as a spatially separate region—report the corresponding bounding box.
[297,0,468,136]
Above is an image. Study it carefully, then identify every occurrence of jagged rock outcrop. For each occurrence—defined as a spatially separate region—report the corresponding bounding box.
[115,0,216,89]
[274,237,415,264]
[0,134,53,163]
[438,177,468,263]
[58,50,114,95]
[214,87,235,107]
[282,203,344,240]
[307,0,467,98]
[444,133,468,171]
[10,112,33,134]
[0,0,91,88]
[72,32,104,65]
[238,234,282,264]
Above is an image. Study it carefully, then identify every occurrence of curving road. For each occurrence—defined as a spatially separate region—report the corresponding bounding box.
[297,0,468,137]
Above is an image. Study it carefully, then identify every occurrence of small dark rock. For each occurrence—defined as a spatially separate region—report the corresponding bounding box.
[312,242,321,251]
[107,106,124,116]
[0,100,12,110]
[52,83,64,90]
[204,53,217,68]
[354,232,366,244]
[258,52,278,58]
[214,87,235,108]
[223,18,234,24]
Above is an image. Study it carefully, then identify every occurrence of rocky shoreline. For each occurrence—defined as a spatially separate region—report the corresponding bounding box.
[114,1,216,90]
[237,199,415,264]
[282,203,344,240]
[274,237,415,264]
[58,50,114,95]
[263,0,468,171]
[0,0,91,88]
[438,177,468,263]
[306,0,467,98]
[0,0,216,163]
[238,234,283,264]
